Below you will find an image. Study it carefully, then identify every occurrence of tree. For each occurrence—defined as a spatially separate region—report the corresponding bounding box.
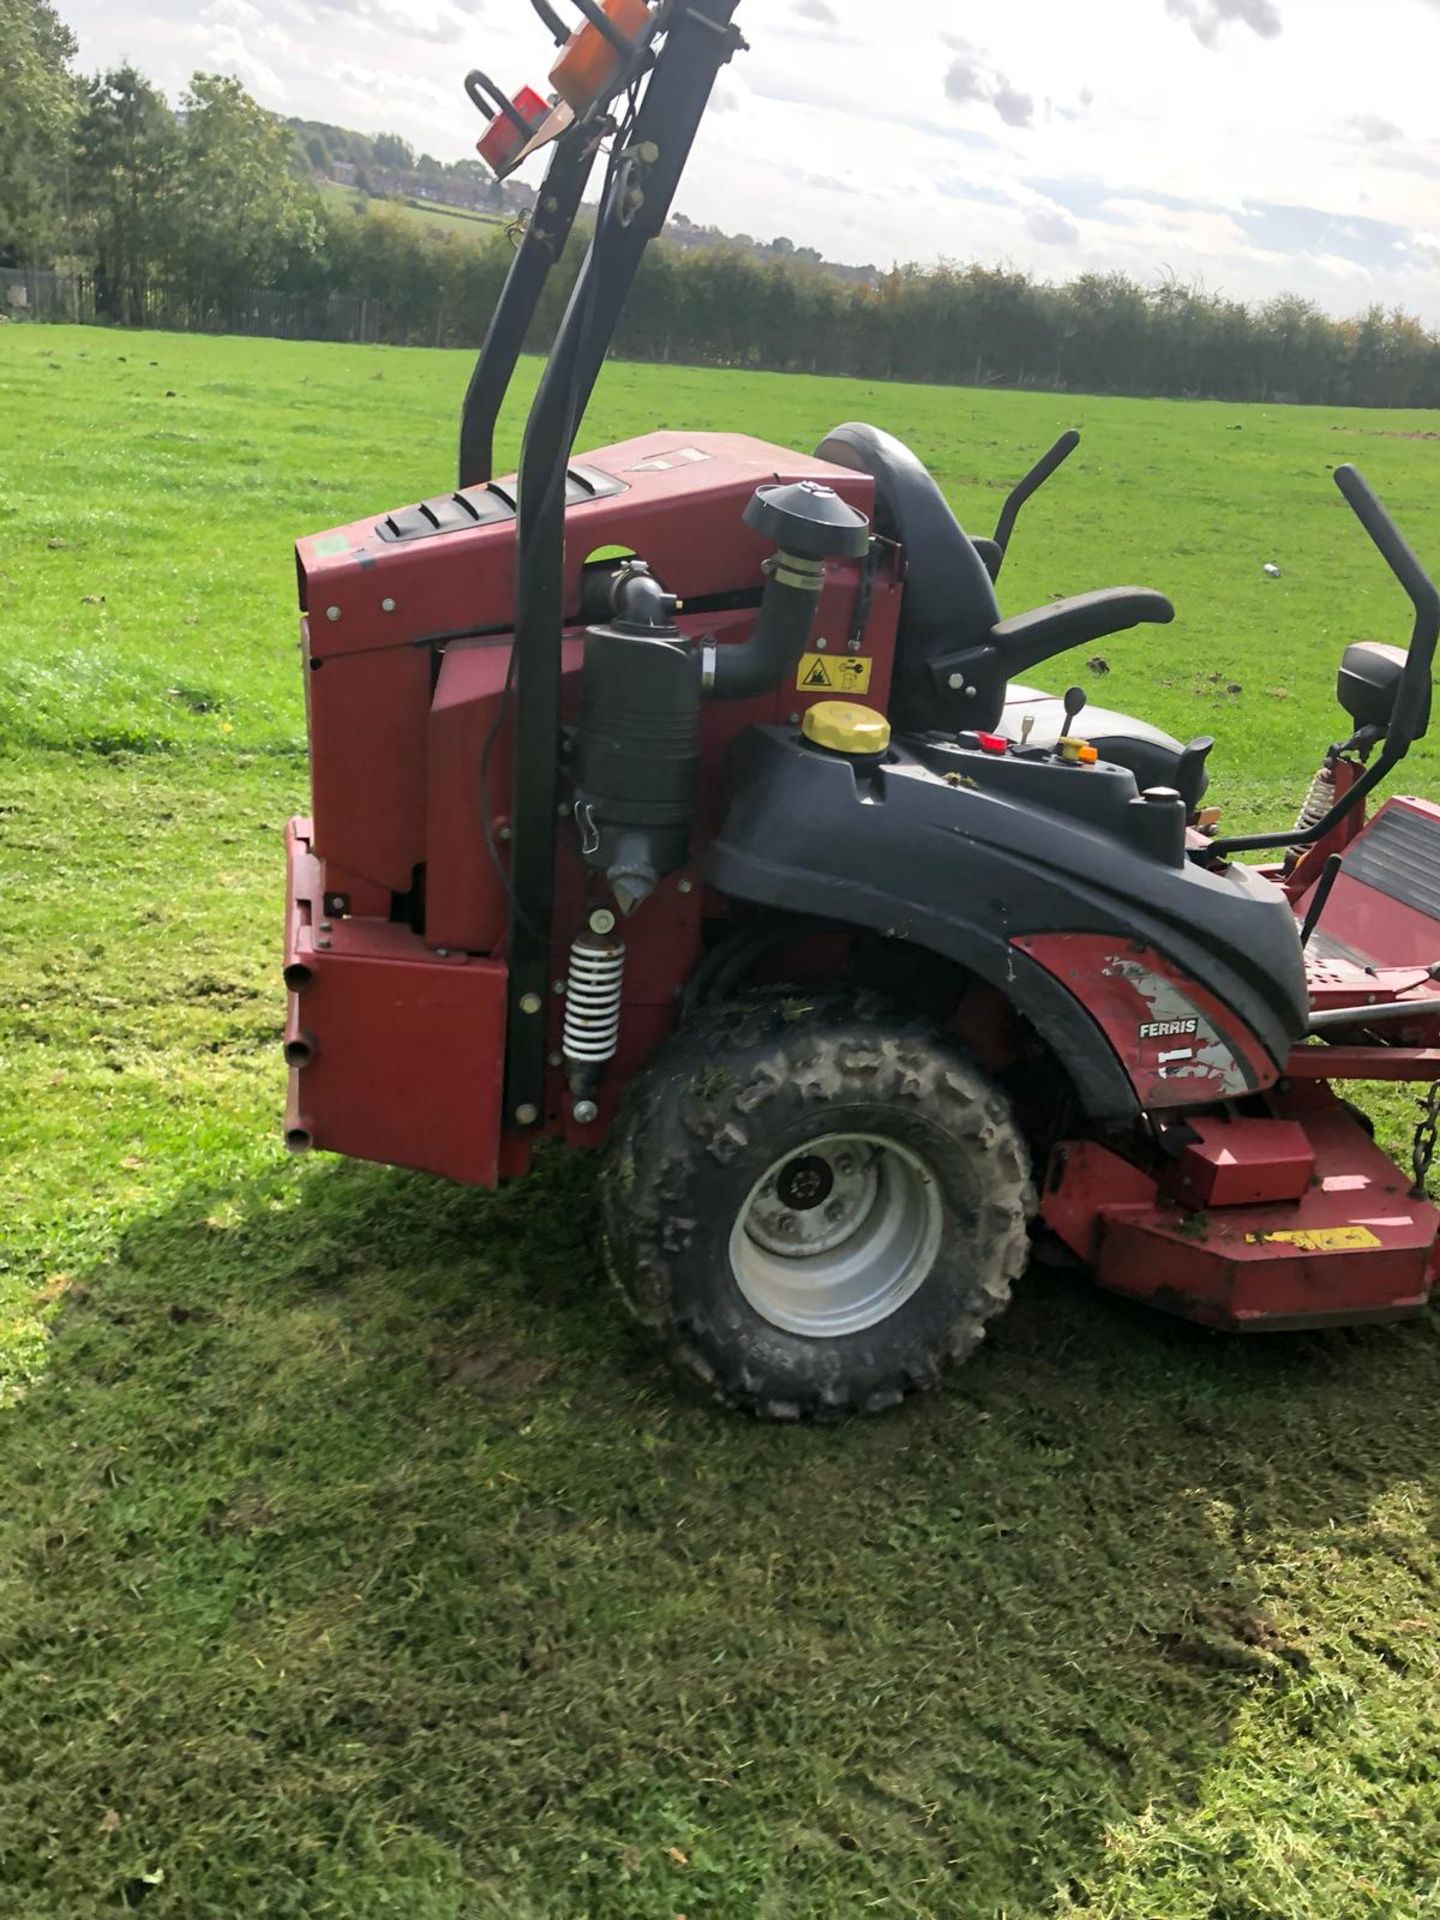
[171,74,323,304]
[372,132,415,171]
[73,65,179,323]
[0,0,78,265]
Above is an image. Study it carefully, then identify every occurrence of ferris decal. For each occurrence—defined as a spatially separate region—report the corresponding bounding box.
[1138,1017,1199,1041]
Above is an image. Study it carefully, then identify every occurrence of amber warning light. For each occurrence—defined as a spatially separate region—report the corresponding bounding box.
[549,0,651,116]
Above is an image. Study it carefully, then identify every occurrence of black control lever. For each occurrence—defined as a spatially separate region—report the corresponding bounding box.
[983,429,1081,584]
[1053,685,1087,761]
[1175,735,1213,816]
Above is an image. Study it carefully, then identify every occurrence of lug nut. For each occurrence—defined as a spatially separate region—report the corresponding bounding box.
[519,992,542,1015]
[572,1099,599,1125]
[514,1103,539,1127]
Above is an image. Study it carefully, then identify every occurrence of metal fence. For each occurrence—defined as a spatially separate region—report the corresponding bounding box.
[0,268,388,344]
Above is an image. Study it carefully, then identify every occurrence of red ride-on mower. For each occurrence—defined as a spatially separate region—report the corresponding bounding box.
[283,0,1440,1418]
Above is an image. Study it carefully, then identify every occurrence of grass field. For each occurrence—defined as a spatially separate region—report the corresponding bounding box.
[3,323,1440,1919]
[317,179,509,242]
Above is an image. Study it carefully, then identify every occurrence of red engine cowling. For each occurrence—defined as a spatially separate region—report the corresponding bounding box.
[285,431,902,1183]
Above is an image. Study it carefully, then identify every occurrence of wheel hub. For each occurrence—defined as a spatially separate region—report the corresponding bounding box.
[745,1145,879,1257]
[732,1132,944,1338]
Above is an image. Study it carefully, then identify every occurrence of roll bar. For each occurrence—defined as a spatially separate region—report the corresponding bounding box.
[458,0,669,486]
[502,0,746,1123]
[458,131,595,488]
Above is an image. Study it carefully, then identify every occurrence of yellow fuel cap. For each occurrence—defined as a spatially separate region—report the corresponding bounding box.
[801,700,892,756]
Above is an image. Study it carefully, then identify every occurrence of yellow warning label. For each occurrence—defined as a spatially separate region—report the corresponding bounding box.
[797,652,872,694]
[1244,1226,1383,1251]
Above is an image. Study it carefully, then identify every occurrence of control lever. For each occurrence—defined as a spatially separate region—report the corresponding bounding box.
[1175,735,1214,816]
[1054,685,1089,763]
[984,429,1081,583]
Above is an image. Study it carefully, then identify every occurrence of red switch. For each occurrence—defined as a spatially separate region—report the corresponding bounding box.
[975,732,1008,755]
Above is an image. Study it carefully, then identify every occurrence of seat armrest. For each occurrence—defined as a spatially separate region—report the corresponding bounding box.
[990,588,1174,676]
[970,535,1002,582]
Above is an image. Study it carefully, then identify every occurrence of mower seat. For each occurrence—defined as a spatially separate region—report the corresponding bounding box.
[814,422,1175,735]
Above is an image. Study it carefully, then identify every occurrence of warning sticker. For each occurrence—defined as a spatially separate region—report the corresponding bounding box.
[1244,1226,1383,1251]
[796,653,873,694]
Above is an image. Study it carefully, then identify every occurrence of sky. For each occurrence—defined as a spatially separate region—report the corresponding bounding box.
[56,0,1440,322]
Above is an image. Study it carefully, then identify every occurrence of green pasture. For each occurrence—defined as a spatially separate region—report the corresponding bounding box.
[2,324,1439,1918]
[317,178,509,242]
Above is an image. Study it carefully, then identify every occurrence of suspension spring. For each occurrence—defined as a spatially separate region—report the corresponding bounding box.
[562,932,625,1086]
[1290,758,1335,858]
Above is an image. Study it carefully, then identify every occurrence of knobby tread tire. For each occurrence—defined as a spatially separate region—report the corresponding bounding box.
[599,989,1035,1420]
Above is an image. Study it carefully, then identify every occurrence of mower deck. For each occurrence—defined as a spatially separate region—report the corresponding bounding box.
[1043,1091,1439,1329]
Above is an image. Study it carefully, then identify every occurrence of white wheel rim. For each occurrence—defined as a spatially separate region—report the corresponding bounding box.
[730,1131,944,1338]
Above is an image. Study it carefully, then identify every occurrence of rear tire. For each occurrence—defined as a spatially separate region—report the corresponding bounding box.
[600,991,1034,1419]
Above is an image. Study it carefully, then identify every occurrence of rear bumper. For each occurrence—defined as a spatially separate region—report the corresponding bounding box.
[283,817,508,1186]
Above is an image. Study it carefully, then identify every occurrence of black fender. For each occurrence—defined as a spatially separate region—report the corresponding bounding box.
[703,728,1310,1124]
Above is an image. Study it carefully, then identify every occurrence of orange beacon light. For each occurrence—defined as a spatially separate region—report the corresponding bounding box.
[549,0,652,116]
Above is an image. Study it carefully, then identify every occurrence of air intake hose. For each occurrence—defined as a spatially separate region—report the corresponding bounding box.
[702,480,871,702]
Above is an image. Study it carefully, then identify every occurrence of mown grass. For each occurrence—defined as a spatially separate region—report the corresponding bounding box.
[2,324,1440,1918]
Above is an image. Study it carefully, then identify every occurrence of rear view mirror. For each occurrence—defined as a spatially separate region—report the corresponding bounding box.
[1336,639,1413,736]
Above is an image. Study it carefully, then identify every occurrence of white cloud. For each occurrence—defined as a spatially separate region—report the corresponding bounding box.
[53,0,1440,323]
[1025,206,1079,246]
[1347,111,1402,143]
[1164,0,1283,47]
[992,82,1035,129]
[944,41,1034,128]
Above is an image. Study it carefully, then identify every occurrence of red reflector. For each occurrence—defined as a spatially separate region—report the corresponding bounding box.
[476,85,548,176]
[976,732,1008,754]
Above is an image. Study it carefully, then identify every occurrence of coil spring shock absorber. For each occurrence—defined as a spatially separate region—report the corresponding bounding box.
[1289,751,1336,862]
[563,913,625,1122]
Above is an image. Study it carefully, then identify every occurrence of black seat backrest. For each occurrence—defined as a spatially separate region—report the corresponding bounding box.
[815,422,1001,731]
